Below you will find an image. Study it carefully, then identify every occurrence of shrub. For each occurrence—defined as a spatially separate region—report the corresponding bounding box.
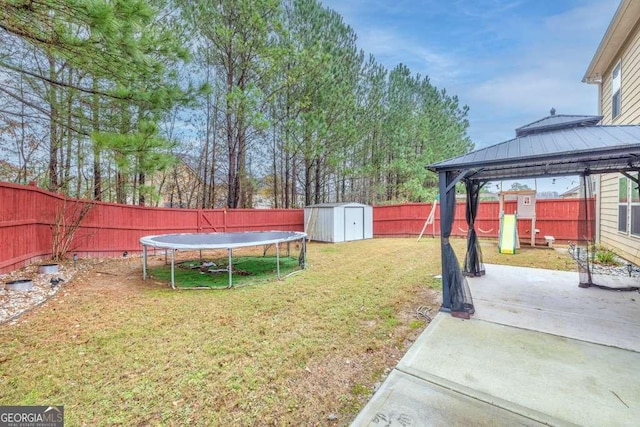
[594,248,620,266]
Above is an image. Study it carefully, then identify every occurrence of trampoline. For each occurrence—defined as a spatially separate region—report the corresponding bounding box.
[140,231,307,289]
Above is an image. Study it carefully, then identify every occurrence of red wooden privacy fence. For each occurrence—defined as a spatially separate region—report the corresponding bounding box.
[0,182,302,273]
[373,199,592,243]
[0,182,594,274]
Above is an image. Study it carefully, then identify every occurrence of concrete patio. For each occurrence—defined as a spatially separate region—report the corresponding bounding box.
[352,264,640,426]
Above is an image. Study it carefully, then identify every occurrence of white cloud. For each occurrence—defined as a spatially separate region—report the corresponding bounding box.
[460,1,618,147]
[321,0,619,148]
[469,72,598,116]
[355,28,459,84]
[322,0,462,85]
[454,0,525,19]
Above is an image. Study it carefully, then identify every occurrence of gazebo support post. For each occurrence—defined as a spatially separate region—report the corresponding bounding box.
[438,170,475,318]
[579,173,595,287]
[439,171,454,311]
[463,179,486,277]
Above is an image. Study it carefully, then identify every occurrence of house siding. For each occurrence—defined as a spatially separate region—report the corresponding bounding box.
[599,174,640,262]
[599,21,640,125]
[598,19,640,265]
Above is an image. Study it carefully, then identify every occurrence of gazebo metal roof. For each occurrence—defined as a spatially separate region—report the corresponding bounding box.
[515,114,602,137]
[428,125,640,181]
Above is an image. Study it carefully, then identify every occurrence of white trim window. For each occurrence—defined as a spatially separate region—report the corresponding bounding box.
[618,175,628,233]
[631,173,640,237]
[612,61,621,119]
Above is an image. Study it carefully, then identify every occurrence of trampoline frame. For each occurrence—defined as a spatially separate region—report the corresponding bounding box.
[140,231,307,289]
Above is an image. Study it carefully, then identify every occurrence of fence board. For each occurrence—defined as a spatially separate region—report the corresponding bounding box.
[0,182,594,273]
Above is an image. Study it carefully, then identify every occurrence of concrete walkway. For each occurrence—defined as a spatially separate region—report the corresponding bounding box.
[352,264,640,426]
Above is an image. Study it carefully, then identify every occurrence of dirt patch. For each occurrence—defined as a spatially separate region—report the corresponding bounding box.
[0,255,167,326]
[74,257,147,293]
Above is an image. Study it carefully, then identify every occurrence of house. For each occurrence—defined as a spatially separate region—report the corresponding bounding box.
[560,185,580,199]
[583,0,640,264]
[0,160,21,182]
[151,153,227,209]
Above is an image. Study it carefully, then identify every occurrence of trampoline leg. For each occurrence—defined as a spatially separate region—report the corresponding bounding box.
[302,238,307,269]
[228,248,233,288]
[170,249,175,290]
[276,243,281,279]
[142,245,147,280]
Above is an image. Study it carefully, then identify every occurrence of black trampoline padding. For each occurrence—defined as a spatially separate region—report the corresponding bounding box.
[140,231,306,250]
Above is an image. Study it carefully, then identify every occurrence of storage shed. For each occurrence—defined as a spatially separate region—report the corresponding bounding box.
[304,202,373,243]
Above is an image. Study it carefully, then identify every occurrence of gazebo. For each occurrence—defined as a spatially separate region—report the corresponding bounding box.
[428,113,640,318]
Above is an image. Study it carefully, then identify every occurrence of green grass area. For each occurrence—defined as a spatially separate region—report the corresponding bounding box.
[0,238,577,425]
[150,256,301,289]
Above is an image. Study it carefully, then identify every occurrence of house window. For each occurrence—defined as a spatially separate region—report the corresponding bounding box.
[631,174,640,236]
[618,176,628,233]
[612,62,621,119]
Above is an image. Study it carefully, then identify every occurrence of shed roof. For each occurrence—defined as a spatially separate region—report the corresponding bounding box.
[428,125,640,181]
[305,202,370,208]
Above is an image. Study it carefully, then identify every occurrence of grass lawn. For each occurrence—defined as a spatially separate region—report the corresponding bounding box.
[0,238,575,425]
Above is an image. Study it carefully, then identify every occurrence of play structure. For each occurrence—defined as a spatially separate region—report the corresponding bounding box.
[499,213,518,254]
[139,231,307,289]
[417,198,439,242]
[498,190,540,254]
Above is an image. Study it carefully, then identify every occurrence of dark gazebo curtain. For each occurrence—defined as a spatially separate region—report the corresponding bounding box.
[439,171,475,319]
[463,179,485,277]
[577,173,594,287]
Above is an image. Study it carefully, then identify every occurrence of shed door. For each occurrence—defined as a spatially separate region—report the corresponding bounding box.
[344,207,364,241]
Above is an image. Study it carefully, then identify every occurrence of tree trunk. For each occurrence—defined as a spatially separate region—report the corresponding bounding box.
[291,157,298,208]
[272,105,278,208]
[116,170,126,204]
[238,126,248,208]
[225,45,238,209]
[207,93,217,208]
[314,157,321,204]
[202,115,211,208]
[48,54,59,192]
[60,68,74,194]
[284,150,291,208]
[304,157,313,206]
[92,82,102,201]
[202,52,214,208]
[138,172,145,206]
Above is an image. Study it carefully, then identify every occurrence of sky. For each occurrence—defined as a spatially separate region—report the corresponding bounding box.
[320,0,620,193]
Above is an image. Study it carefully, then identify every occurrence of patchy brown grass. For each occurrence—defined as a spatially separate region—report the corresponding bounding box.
[0,238,575,425]
[476,240,576,271]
